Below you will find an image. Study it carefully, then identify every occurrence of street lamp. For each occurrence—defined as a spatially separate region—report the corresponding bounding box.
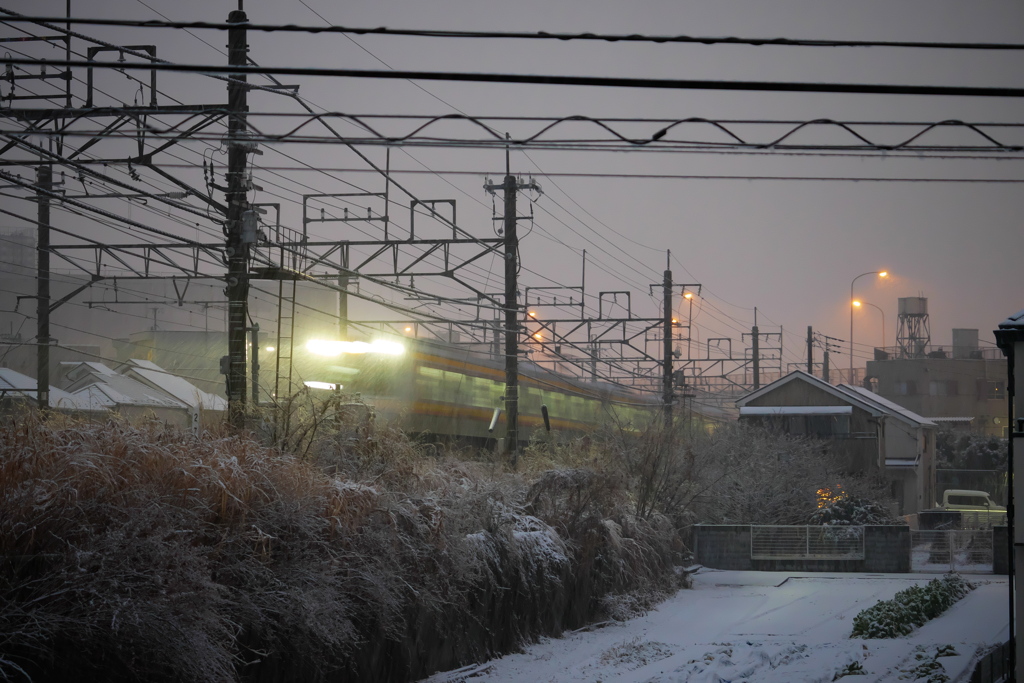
[849,271,887,383]
[852,300,886,351]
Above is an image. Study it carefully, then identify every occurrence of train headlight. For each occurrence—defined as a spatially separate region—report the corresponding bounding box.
[306,339,405,357]
[304,381,341,391]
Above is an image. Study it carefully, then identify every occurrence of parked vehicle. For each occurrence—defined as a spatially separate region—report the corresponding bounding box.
[920,489,1006,530]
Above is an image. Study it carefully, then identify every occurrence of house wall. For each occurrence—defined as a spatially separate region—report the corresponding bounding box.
[880,416,922,515]
[740,380,880,475]
[865,357,1008,437]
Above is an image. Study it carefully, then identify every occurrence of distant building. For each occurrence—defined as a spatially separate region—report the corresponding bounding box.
[0,360,226,429]
[736,370,936,515]
[0,367,105,416]
[57,360,227,429]
[865,327,1007,437]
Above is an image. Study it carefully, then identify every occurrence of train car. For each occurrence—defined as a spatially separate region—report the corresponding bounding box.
[297,334,661,446]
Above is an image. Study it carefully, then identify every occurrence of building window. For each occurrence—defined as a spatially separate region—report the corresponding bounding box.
[894,380,917,396]
[976,380,1005,400]
[929,380,958,396]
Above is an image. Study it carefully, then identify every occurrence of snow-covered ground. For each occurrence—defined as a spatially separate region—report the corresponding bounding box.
[422,569,1009,683]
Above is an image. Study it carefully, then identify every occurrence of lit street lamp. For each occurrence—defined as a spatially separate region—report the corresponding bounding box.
[852,300,886,351]
[849,270,887,383]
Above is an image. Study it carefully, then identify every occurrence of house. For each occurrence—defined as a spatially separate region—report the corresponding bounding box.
[53,360,226,430]
[736,370,936,515]
[0,367,106,416]
[117,359,227,427]
[58,361,193,428]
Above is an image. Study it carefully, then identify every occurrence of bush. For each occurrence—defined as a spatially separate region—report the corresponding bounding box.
[810,495,899,526]
[0,411,686,683]
[850,573,974,638]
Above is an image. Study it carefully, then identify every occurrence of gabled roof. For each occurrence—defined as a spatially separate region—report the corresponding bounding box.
[119,359,226,412]
[0,367,104,412]
[735,370,884,417]
[59,361,187,409]
[837,384,936,428]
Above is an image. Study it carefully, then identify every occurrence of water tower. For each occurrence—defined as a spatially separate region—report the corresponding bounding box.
[896,297,930,359]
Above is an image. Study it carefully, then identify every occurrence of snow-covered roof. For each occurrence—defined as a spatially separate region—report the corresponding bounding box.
[999,308,1024,329]
[739,406,853,416]
[119,359,226,412]
[837,384,936,428]
[70,380,184,409]
[736,370,883,417]
[0,367,104,412]
[60,362,187,409]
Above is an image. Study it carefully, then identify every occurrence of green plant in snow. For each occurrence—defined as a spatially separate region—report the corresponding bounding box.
[897,645,956,682]
[833,660,867,678]
[851,573,974,639]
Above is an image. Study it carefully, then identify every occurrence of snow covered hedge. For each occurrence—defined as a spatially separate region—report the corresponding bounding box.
[0,412,684,683]
[850,573,974,638]
[809,495,899,526]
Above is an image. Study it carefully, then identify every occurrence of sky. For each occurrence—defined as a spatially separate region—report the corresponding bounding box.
[2,0,1023,386]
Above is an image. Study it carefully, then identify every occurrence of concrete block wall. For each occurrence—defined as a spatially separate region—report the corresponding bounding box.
[993,525,1009,575]
[694,525,911,573]
[693,525,752,571]
[862,525,911,572]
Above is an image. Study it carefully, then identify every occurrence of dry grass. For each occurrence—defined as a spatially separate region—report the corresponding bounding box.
[0,410,686,683]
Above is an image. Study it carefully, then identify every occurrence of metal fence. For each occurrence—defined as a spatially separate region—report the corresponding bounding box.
[751,525,865,560]
[969,641,1010,683]
[910,530,993,573]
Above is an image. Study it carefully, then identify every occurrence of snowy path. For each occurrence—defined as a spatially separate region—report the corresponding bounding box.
[421,569,1009,683]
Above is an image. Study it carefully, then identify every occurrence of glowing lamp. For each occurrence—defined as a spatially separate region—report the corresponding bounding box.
[304,381,341,391]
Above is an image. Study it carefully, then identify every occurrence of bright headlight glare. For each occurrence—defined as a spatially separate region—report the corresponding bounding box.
[370,339,404,356]
[306,340,344,357]
[304,381,340,391]
[306,339,405,356]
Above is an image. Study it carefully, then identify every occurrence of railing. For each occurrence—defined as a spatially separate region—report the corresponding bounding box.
[910,530,993,573]
[872,345,1003,362]
[969,641,1010,683]
[751,525,865,560]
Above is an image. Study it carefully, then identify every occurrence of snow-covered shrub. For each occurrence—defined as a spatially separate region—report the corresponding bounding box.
[895,645,959,683]
[810,495,899,526]
[850,573,974,639]
[834,660,867,677]
[0,410,687,683]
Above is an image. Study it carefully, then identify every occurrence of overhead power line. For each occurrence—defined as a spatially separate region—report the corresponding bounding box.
[93,165,1024,183]
[9,112,1022,152]
[5,57,1024,98]
[5,15,1024,51]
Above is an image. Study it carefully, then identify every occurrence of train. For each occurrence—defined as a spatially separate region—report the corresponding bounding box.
[294,334,668,446]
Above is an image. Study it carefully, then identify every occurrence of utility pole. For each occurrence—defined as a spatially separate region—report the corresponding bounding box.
[503,171,519,463]
[751,324,760,390]
[35,164,51,411]
[823,345,831,383]
[485,153,539,466]
[807,326,813,374]
[225,9,250,427]
[662,265,674,428]
[338,268,350,339]
[249,324,259,406]
[649,261,700,431]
